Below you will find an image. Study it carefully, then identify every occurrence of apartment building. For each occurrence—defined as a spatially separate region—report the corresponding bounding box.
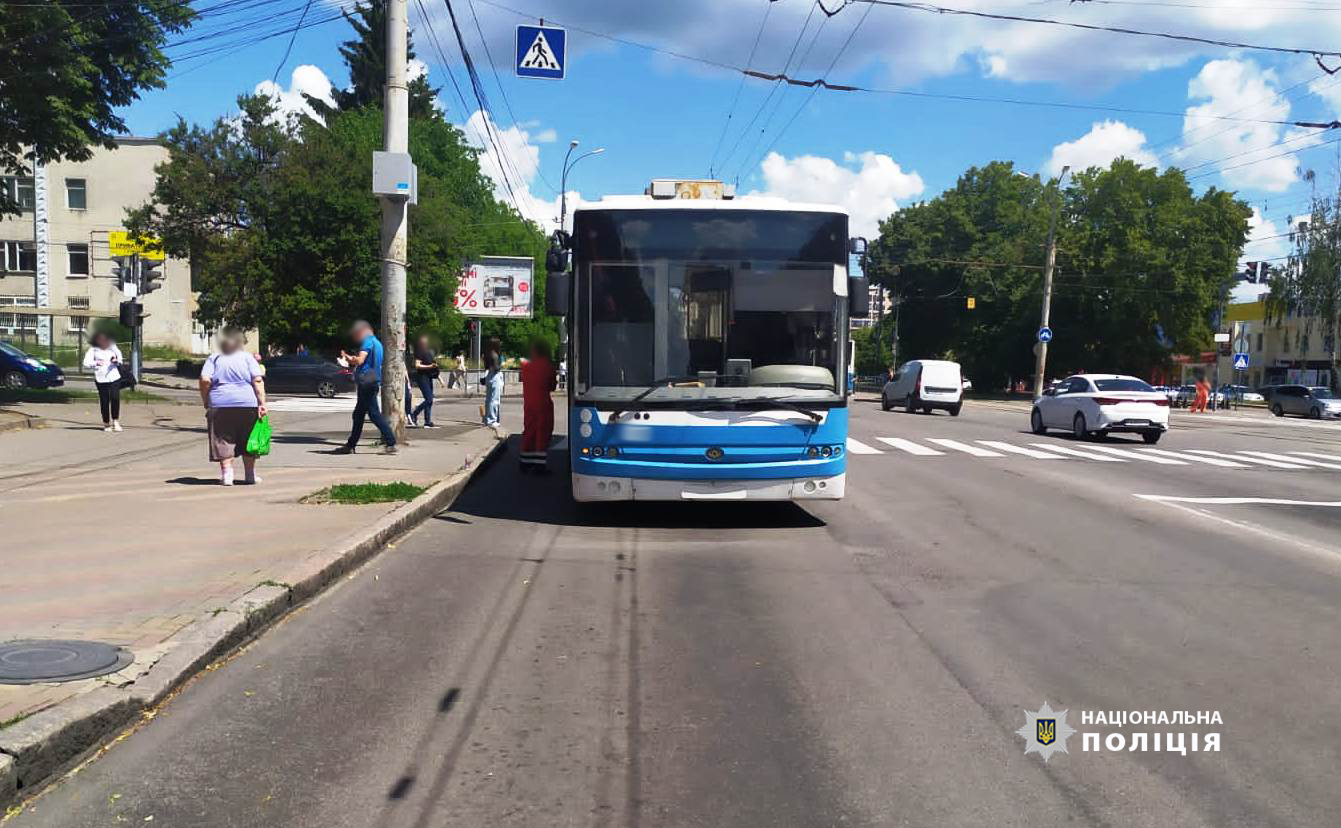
[0,138,204,353]
[1221,299,1336,389]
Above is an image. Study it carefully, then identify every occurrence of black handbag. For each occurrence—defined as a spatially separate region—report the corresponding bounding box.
[116,362,137,389]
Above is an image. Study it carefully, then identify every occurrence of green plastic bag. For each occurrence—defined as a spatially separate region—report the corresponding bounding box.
[246,415,272,457]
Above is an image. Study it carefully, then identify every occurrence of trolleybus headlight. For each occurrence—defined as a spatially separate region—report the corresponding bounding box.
[820,446,832,457]
[592,447,604,457]
[579,423,593,438]
[833,445,843,456]
[579,408,593,423]
[807,446,819,458]
[705,447,724,461]
[606,446,620,458]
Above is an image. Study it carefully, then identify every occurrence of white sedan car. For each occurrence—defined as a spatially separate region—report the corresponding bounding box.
[1031,374,1171,443]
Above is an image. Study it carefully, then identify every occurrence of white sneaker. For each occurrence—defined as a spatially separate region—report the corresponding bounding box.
[103,425,113,433]
[112,421,123,432]
[406,420,419,428]
[244,474,262,485]
[221,467,235,486]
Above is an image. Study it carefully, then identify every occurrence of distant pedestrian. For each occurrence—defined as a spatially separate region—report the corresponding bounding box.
[199,328,267,486]
[1192,377,1210,413]
[410,335,439,428]
[449,352,469,396]
[83,331,125,433]
[335,320,397,455]
[481,348,504,431]
[519,338,557,472]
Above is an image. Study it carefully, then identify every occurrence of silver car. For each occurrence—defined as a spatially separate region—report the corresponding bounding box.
[1269,385,1341,419]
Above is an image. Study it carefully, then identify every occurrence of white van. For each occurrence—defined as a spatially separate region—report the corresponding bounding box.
[881,359,964,416]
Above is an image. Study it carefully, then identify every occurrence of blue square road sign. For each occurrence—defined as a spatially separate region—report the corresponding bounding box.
[516,25,565,79]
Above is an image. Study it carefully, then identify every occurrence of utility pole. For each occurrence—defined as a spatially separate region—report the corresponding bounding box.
[379,0,410,440]
[32,155,50,352]
[1033,165,1069,398]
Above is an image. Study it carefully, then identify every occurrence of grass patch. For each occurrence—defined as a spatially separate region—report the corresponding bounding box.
[0,387,168,404]
[312,481,427,504]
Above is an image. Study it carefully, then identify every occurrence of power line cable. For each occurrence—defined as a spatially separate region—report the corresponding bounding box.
[849,0,1341,58]
[708,0,776,178]
[271,0,314,82]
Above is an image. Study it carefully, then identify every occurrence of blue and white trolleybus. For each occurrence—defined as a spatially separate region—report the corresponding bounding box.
[545,179,869,502]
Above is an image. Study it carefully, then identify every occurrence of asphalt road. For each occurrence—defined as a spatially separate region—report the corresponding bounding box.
[13,399,1341,827]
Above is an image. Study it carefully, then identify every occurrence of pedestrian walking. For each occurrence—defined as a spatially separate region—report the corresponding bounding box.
[198,328,267,486]
[83,331,125,433]
[519,338,557,472]
[335,320,397,455]
[481,347,504,431]
[449,352,469,396]
[1192,377,1210,413]
[410,335,439,428]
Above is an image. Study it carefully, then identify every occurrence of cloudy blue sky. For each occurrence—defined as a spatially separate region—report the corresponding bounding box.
[126,0,1341,299]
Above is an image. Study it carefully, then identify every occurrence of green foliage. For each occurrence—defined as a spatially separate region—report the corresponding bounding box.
[851,324,894,376]
[308,0,440,119]
[870,159,1250,388]
[321,481,426,503]
[1266,179,1341,389]
[127,97,555,354]
[0,0,195,213]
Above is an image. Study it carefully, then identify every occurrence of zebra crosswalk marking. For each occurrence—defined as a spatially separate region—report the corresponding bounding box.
[925,438,1004,457]
[1139,448,1248,468]
[977,441,1068,459]
[1074,444,1186,464]
[1239,451,1341,470]
[1027,443,1125,462]
[1185,450,1308,469]
[877,437,944,456]
[1291,451,1341,463]
[845,437,883,455]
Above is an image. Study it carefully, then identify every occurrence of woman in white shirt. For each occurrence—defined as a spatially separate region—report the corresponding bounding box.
[82,331,125,432]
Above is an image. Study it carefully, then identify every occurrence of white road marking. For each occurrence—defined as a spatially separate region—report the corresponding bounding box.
[1134,496,1341,569]
[1138,448,1248,468]
[845,437,883,455]
[978,441,1068,459]
[926,438,1004,457]
[1074,444,1186,464]
[1185,450,1309,469]
[1136,494,1341,507]
[1027,443,1125,461]
[1237,450,1341,470]
[877,437,944,456]
[1291,451,1341,462]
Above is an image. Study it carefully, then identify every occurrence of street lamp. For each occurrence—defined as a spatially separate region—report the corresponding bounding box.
[560,140,604,231]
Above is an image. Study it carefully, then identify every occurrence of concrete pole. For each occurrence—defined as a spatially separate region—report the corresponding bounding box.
[380,0,410,440]
[32,156,50,349]
[1032,166,1068,398]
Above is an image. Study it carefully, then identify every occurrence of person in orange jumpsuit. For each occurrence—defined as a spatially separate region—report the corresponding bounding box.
[519,338,557,473]
[1192,377,1210,413]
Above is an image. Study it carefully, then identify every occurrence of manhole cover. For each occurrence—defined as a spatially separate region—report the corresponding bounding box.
[0,640,132,684]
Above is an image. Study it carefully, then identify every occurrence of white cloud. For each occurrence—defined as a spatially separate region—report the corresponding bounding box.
[1173,59,1299,192]
[407,58,428,82]
[458,110,577,232]
[1044,120,1158,177]
[253,65,334,123]
[748,150,924,237]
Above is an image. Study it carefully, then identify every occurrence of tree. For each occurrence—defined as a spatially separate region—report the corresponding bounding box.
[1266,176,1341,390]
[127,97,554,354]
[0,0,195,213]
[308,0,440,119]
[868,159,1251,389]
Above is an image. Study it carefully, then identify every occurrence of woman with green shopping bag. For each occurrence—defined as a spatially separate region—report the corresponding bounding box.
[198,328,268,486]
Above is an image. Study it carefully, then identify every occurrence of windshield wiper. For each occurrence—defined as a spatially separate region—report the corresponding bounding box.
[732,397,824,424]
[609,376,706,421]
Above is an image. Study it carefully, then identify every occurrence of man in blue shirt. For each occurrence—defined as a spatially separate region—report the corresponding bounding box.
[335,320,397,454]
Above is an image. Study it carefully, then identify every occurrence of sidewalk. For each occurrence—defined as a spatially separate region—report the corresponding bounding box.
[0,396,504,733]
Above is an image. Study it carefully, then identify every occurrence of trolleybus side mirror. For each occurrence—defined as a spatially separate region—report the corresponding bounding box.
[849,275,870,318]
[545,232,570,317]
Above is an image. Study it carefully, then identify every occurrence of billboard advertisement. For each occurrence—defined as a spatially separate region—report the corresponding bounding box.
[455,256,534,319]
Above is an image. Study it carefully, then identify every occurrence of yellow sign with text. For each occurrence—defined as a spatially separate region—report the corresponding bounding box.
[108,231,165,261]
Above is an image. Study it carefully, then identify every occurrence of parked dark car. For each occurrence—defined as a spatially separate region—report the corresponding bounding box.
[1,340,65,389]
[260,354,354,398]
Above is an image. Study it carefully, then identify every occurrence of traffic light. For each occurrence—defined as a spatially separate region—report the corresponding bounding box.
[139,259,164,295]
[966,296,976,310]
[112,256,133,293]
[119,300,146,328]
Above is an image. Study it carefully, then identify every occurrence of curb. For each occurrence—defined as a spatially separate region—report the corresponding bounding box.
[0,410,42,434]
[0,432,506,809]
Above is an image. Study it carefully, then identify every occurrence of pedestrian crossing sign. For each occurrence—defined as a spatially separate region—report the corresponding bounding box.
[516,25,565,79]
[1233,353,1249,370]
